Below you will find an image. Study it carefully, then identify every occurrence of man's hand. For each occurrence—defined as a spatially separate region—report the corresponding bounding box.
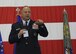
[38,19,44,23]
[18,29,25,37]
[35,19,44,25]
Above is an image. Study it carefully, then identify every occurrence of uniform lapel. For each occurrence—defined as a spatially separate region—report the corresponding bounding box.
[19,20,24,28]
[28,19,34,28]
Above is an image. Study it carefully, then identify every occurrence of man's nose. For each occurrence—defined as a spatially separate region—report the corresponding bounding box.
[25,11,30,14]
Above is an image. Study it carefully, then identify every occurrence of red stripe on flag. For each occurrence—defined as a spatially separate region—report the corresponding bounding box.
[0,6,76,24]
[1,6,76,54]
[3,40,76,54]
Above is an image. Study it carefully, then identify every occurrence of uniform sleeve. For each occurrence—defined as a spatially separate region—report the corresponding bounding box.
[8,24,20,44]
[38,24,48,37]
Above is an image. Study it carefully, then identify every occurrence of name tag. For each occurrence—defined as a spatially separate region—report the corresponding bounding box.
[23,30,29,37]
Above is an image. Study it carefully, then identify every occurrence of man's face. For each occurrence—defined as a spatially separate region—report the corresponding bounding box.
[21,7,31,21]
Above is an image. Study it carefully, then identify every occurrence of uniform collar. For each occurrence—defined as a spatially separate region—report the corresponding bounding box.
[22,19,30,26]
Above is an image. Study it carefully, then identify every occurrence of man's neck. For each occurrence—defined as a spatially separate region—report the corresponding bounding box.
[22,18,30,21]
[22,19,30,26]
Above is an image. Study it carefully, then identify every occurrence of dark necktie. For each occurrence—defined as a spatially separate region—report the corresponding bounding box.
[23,21,28,29]
[25,21,28,30]
[26,21,27,26]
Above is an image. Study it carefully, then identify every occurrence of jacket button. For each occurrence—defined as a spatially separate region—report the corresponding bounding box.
[25,42,28,44]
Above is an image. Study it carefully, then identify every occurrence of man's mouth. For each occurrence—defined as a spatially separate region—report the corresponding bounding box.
[26,15,29,17]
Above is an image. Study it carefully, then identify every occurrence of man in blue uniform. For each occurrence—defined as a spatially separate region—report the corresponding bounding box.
[8,6,48,54]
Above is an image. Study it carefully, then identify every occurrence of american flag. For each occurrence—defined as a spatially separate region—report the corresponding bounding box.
[0,0,76,54]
